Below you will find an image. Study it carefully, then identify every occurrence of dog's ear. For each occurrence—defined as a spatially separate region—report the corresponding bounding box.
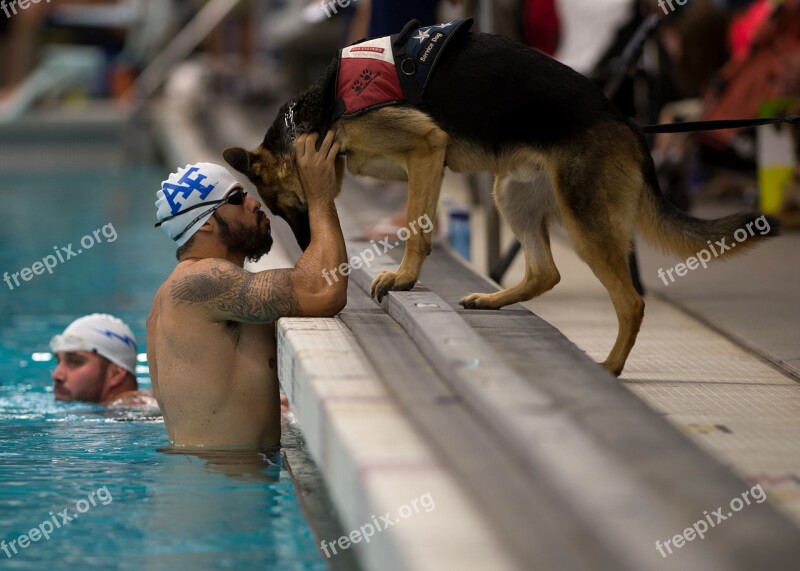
[223,147,252,175]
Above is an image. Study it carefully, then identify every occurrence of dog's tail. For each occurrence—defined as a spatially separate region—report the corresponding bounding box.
[633,126,780,259]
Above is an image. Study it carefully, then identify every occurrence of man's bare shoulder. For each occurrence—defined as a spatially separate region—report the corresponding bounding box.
[166,258,300,323]
[166,258,236,299]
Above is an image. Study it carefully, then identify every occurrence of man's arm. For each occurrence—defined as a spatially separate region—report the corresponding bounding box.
[289,131,349,316]
[169,131,348,322]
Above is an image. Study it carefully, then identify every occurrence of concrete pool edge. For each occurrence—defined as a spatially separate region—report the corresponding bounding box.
[277,318,520,571]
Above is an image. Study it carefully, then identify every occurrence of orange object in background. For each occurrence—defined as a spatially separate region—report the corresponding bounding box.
[110,62,136,102]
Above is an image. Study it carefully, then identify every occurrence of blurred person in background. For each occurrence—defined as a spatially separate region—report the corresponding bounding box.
[0,0,155,104]
[0,0,50,99]
[522,0,560,55]
[348,0,462,41]
[696,0,800,151]
[653,0,800,204]
[359,0,461,37]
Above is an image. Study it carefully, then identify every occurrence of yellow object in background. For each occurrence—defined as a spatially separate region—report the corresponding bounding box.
[758,100,798,214]
[759,167,794,214]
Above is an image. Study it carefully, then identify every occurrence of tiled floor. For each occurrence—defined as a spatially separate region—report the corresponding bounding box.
[499,231,800,526]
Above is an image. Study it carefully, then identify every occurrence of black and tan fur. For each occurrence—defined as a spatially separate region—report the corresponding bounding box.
[223,30,778,376]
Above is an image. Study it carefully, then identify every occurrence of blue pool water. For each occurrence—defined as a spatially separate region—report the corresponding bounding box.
[0,167,328,570]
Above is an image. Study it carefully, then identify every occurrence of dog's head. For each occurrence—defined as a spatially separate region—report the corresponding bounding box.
[224,92,345,250]
[224,101,315,248]
[223,143,314,249]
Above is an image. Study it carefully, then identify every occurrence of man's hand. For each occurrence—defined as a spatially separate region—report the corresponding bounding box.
[295,131,341,205]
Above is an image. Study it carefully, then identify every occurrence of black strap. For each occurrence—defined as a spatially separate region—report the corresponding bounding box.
[154,198,226,227]
[392,20,424,107]
[641,115,800,134]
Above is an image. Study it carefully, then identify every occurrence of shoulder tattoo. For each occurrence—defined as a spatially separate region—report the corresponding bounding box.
[170,262,300,322]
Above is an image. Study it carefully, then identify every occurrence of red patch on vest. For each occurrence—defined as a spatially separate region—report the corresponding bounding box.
[337,57,403,117]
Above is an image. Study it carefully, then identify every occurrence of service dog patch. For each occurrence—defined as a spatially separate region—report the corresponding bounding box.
[337,36,404,118]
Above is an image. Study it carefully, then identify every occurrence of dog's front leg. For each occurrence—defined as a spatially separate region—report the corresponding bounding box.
[370,128,449,301]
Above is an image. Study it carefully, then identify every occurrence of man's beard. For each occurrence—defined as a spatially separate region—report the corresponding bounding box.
[214,212,273,263]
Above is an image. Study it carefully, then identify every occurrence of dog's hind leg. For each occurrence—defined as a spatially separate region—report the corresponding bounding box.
[550,142,645,377]
[460,173,561,309]
[575,241,643,377]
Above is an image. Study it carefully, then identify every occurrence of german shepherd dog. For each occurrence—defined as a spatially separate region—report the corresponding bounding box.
[223,26,778,376]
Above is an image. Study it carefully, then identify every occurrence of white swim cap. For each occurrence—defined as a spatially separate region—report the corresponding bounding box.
[50,314,138,375]
[155,163,242,246]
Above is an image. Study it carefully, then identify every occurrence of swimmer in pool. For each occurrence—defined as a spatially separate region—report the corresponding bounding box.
[147,132,347,449]
[50,313,156,406]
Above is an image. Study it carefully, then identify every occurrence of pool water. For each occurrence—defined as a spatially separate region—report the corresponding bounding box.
[0,167,328,570]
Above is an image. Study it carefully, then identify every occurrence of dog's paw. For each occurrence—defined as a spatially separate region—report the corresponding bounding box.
[370,271,396,302]
[370,271,416,302]
[458,292,501,310]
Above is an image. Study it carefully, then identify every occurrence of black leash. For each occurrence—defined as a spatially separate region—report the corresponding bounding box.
[641,115,800,134]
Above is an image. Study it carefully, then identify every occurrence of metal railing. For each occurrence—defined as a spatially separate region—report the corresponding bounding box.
[130,0,243,114]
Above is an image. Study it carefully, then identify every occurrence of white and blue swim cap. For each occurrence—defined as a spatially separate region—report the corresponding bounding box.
[155,163,242,246]
[50,314,138,374]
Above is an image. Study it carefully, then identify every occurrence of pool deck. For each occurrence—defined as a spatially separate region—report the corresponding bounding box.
[153,99,800,571]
